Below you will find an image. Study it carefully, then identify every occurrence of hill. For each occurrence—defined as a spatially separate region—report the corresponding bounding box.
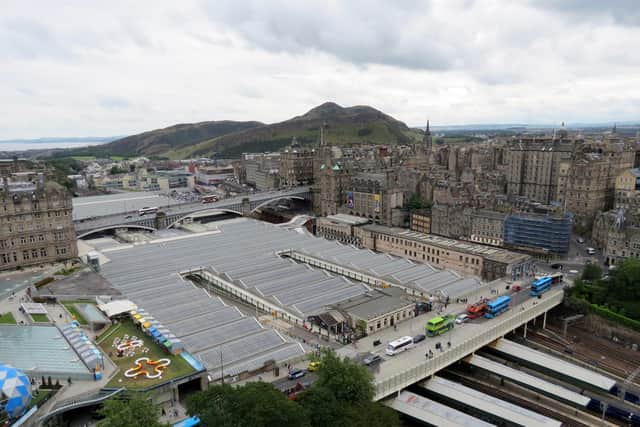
[171,102,422,158]
[81,102,423,159]
[101,120,264,157]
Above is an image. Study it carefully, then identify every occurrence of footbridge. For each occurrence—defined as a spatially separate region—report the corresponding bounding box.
[74,186,311,237]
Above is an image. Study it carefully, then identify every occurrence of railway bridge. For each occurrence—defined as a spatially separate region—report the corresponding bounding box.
[74,187,311,238]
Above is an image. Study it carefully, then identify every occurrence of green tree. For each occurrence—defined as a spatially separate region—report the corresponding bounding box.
[581,264,602,282]
[406,194,431,211]
[186,382,307,427]
[343,401,401,427]
[97,395,168,427]
[110,166,126,175]
[314,349,374,405]
[297,385,344,427]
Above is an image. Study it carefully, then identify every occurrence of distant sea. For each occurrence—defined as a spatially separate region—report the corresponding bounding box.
[0,140,111,152]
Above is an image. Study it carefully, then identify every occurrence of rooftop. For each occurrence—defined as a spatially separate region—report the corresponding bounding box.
[362,224,531,265]
[0,325,93,380]
[323,213,371,226]
[334,287,412,321]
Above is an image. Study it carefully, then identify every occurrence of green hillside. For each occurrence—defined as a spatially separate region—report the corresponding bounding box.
[170,102,423,158]
[102,120,263,157]
[65,102,423,160]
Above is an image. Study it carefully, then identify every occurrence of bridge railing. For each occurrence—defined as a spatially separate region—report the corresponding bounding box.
[374,290,564,400]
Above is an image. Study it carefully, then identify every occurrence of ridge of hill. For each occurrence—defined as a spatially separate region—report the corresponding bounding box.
[89,102,423,159]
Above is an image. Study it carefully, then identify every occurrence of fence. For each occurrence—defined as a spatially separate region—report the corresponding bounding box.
[373,290,564,400]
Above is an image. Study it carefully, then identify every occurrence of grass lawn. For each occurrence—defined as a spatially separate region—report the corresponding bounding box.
[61,301,90,325]
[29,389,54,409]
[31,313,49,322]
[71,156,96,161]
[0,312,16,324]
[100,320,195,389]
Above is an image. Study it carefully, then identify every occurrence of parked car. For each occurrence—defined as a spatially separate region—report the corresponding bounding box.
[412,334,426,344]
[586,247,596,255]
[288,369,306,380]
[576,237,585,244]
[456,314,470,324]
[363,354,382,366]
[307,361,321,372]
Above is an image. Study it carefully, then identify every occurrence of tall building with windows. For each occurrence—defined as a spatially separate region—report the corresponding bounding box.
[0,170,77,270]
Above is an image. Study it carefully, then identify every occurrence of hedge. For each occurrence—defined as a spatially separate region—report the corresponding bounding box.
[590,304,640,332]
[34,277,54,288]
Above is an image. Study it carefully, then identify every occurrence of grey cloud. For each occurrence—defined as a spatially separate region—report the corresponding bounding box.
[203,0,454,71]
[99,96,131,110]
[531,0,640,26]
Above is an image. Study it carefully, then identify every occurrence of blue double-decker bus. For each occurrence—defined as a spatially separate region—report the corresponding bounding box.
[484,295,511,319]
[530,273,563,297]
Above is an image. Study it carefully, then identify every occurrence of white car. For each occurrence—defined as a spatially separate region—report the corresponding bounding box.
[455,314,469,324]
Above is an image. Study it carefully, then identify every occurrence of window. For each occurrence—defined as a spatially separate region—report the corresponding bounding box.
[22,250,29,260]
[31,249,38,258]
[40,248,47,257]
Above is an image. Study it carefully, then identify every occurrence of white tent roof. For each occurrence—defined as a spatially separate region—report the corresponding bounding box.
[97,299,138,317]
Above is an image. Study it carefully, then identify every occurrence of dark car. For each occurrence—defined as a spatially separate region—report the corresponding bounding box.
[288,369,306,380]
[363,354,382,366]
[550,263,563,270]
[412,334,426,343]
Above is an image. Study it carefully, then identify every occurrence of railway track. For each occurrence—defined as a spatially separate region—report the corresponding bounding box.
[443,370,596,427]
[527,330,640,384]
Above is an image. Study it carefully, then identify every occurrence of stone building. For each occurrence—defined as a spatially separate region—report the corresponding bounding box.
[279,147,314,187]
[469,210,506,247]
[506,138,574,205]
[614,168,640,216]
[314,163,352,217]
[0,171,77,271]
[409,210,431,234]
[242,153,280,191]
[355,224,533,281]
[338,173,407,227]
[315,214,369,247]
[592,209,640,265]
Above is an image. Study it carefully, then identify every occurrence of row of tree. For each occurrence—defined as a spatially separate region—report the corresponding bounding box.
[567,258,640,321]
[97,350,401,427]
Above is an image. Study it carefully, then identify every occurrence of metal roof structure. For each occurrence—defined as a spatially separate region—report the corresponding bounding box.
[421,376,562,427]
[490,339,617,392]
[465,354,591,407]
[0,325,93,380]
[388,391,495,427]
[96,218,485,378]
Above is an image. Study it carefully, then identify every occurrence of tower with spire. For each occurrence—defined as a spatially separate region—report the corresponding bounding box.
[423,120,432,152]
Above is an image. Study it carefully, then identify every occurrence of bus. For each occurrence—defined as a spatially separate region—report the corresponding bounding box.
[138,206,159,216]
[530,273,563,297]
[386,336,414,356]
[426,315,455,337]
[200,195,219,204]
[484,295,511,319]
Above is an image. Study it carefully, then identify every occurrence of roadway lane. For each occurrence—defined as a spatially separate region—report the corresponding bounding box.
[74,187,310,233]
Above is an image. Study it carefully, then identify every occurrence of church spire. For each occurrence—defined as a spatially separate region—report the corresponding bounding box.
[423,120,432,152]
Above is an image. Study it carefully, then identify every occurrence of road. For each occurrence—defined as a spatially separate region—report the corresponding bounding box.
[74,187,310,233]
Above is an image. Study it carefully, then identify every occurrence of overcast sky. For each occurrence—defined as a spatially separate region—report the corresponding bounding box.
[1,0,639,138]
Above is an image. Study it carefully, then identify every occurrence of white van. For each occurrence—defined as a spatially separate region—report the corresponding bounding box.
[586,247,596,255]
